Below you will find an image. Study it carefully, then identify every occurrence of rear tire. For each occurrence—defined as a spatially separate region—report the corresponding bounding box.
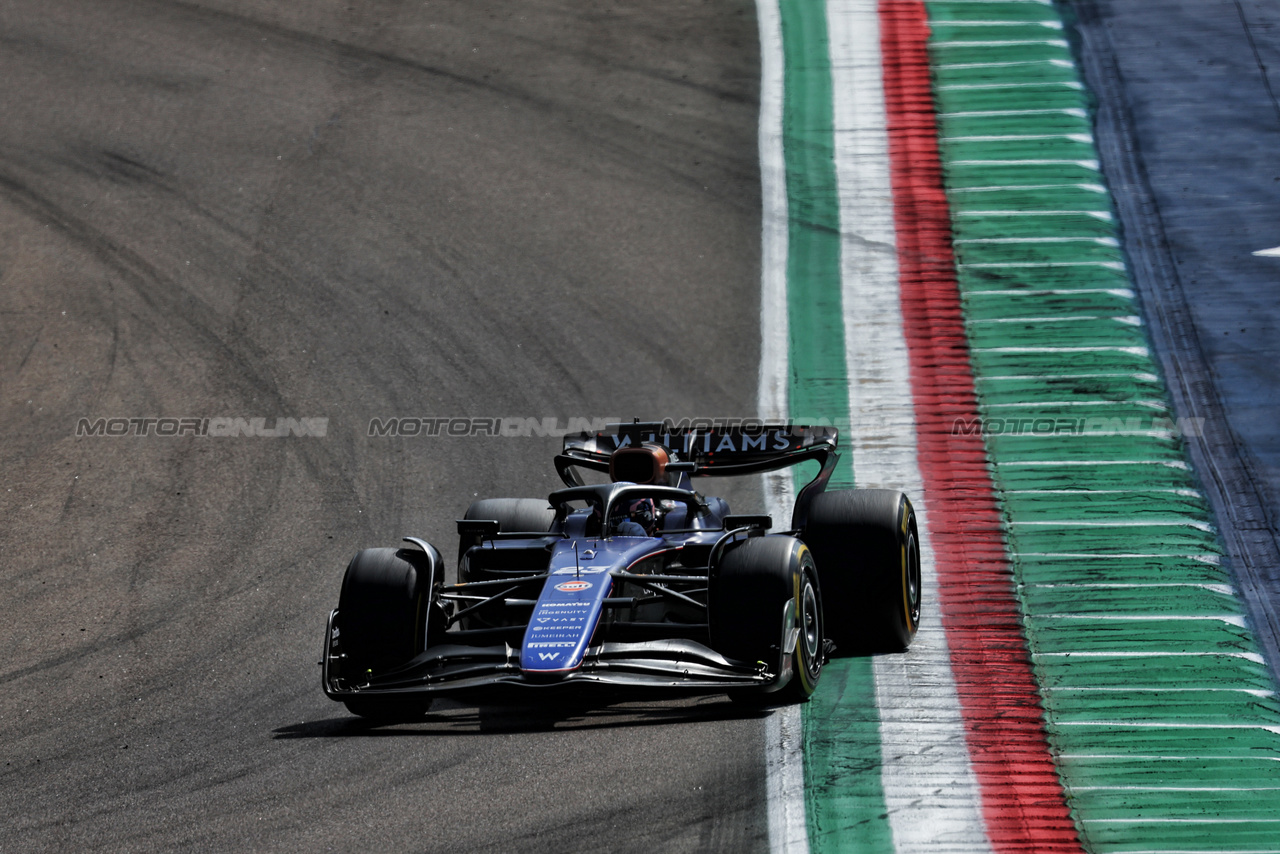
[710,536,824,703]
[457,498,557,564]
[802,489,920,654]
[462,497,556,532]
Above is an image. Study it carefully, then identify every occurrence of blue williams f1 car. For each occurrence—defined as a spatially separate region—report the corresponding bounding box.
[321,422,920,719]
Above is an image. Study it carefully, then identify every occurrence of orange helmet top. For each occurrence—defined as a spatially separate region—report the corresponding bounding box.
[608,443,671,485]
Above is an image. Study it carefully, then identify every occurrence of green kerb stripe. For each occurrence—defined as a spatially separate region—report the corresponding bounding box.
[775,1,893,851]
[926,1,1280,851]
[780,0,852,492]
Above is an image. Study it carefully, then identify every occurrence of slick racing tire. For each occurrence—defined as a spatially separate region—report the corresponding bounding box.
[802,489,920,654]
[710,536,824,703]
[337,546,438,707]
[462,497,557,532]
[457,498,557,564]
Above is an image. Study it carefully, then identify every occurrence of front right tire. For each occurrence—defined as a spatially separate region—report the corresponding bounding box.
[336,546,437,719]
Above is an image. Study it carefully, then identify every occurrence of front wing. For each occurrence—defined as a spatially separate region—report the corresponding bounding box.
[321,610,779,700]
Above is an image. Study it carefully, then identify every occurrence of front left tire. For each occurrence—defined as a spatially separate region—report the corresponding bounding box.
[710,535,825,703]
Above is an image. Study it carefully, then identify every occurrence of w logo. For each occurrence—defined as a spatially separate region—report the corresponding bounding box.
[538,652,560,662]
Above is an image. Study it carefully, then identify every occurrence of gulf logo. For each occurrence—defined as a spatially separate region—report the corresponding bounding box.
[554,579,592,593]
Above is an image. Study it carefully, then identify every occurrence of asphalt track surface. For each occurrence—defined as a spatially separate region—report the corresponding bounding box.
[0,1,771,850]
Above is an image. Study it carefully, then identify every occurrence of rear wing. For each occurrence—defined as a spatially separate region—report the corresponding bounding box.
[555,421,840,527]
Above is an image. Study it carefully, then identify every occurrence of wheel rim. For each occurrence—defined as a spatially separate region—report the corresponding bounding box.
[906,530,921,622]
[800,577,821,665]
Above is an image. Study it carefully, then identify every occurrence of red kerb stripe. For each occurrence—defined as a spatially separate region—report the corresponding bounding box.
[877,2,1084,850]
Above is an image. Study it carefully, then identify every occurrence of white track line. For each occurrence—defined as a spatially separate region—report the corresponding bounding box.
[939,20,1062,29]
[951,158,1098,167]
[937,81,1081,91]
[1027,584,1236,594]
[999,459,1186,465]
[1009,519,1213,530]
[755,3,807,852]
[945,134,1094,142]
[1033,615,1247,626]
[1117,850,1280,854]
[939,107,1084,118]
[938,0,1052,5]
[1004,488,1202,496]
[976,373,1155,382]
[969,317,1142,326]
[1050,688,1274,696]
[932,39,1070,49]
[1037,652,1265,663]
[1062,754,1280,761]
[981,396,1162,405]
[1087,819,1280,824]
[955,236,1118,243]
[955,209,1112,219]
[829,2,991,851]
[950,183,1106,192]
[973,345,1147,354]
[959,261,1125,269]
[966,289,1136,299]
[1017,553,1221,563]
[937,59,1072,71]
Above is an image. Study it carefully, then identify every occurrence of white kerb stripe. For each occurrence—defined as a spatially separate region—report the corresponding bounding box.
[828,2,992,851]
[755,3,806,852]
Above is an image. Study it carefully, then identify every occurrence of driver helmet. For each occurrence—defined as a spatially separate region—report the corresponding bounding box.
[627,498,657,535]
